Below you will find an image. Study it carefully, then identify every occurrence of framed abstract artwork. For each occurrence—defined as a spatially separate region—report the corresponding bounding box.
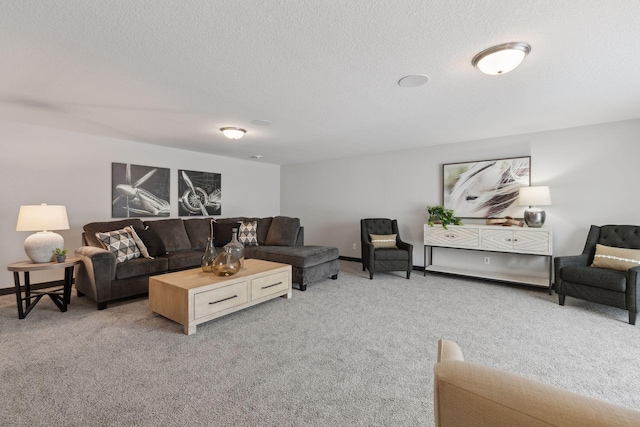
[178,169,222,216]
[443,156,530,219]
[112,163,171,218]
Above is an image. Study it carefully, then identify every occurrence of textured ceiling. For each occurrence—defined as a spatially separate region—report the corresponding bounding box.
[1,1,639,165]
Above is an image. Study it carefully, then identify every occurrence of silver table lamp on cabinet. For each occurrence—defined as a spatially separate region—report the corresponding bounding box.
[518,186,551,228]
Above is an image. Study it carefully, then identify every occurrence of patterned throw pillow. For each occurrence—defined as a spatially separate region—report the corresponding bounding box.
[591,244,640,271]
[238,221,259,246]
[125,226,152,259]
[96,228,141,263]
[369,234,397,248]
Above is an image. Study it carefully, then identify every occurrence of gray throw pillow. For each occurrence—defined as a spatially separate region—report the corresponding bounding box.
[265,216,300,246]
[144,219,191,252]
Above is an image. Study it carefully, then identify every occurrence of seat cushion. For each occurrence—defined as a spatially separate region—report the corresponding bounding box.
[245,245,338,268]
[374,248,409,261]
[562,266,627,292]
[115,257,168,280]
[163,250,204,271]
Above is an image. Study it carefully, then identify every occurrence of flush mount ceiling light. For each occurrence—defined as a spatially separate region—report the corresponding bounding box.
[220,127,246,139]
[472,42,531,75]
[398,74,429,87]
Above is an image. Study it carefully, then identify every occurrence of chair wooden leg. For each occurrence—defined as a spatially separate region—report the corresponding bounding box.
[630,311,637,325]
[369,271,373,280]
[406,271,411,279]
[97,302,107,310]
[558,294,565,306]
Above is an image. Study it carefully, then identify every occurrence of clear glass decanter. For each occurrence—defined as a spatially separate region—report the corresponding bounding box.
[201,237,217,272]
[212,247,241,276]
[224,228,245,268]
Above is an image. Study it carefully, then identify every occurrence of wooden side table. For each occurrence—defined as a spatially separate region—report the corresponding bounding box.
[7,258,81,319]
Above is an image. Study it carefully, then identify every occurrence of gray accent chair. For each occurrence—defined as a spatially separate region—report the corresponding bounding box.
[361,218,413,280]
[555,224,640,325]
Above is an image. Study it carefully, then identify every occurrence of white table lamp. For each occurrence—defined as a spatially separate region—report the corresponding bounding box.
[518,186,551,228]
[16,204,69,263]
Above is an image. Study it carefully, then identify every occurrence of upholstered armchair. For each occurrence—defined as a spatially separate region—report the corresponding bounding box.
[555,225,640,325]
[360,218,413,279]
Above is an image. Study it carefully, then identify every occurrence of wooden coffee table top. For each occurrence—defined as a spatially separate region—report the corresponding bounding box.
[151,258,290,290]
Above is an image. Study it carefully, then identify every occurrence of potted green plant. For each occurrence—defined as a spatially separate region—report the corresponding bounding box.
[54,248,68,263]
[427,205,462,230]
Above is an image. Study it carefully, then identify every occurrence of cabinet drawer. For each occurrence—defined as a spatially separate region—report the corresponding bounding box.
[251,271,290,300]
[425,226,479,248]
[194,281,248,319]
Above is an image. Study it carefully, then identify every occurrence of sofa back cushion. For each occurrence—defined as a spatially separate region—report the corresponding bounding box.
[598,225,640,249]
[84,219,145,248]
[183,218,214,250]
[265,216,300,246]
[144,219,191,252]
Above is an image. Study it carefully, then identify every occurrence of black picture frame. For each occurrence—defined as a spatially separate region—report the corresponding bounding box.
[442,156,531,219]
[177,169,222,216]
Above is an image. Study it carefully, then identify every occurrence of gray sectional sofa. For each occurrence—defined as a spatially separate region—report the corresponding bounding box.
[75,216,339,310]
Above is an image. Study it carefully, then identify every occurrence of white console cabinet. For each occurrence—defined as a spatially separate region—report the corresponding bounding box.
[423,224,553,291]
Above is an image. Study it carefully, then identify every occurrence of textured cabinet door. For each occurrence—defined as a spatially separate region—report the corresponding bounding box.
[425,225,480,249]
[481,229,514,252]
[511,229,552,254]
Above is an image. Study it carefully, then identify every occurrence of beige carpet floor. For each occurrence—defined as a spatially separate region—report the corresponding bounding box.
[1,260,640,426]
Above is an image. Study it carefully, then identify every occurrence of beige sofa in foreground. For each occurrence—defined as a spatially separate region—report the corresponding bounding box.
[434,339,640,427]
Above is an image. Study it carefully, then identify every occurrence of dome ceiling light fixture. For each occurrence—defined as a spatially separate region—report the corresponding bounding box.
[220,127,246,140]
[472,42,531,75]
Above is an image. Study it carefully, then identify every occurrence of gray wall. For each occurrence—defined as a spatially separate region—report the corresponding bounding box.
[281,118,640,279]
[3,117,638,289]
[1,120,281,289]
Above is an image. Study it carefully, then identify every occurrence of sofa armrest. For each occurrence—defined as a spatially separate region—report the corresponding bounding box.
[434,340,640,427]
[75,246,117,303]
[626,266,640,313]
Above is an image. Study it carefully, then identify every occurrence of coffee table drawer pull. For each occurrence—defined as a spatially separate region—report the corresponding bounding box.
[209,295,238,305]
[261,281,282,290]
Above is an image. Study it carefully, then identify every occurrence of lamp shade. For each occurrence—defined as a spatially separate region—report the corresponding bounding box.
[518,186,552,206]
[16,204,69,231]
[16,204,69,263]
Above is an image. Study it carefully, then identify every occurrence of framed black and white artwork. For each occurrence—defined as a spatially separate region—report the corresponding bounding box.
[178,169,222,216]
[443,156,530,219]
[112,163,171,218]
